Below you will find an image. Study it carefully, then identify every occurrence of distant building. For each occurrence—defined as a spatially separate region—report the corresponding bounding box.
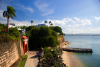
[36,24,47,27]
[9,23,16,28]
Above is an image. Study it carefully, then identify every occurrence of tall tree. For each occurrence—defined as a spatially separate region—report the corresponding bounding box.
[50,23,53,26]
[31,20,33,26]
[44,21,47,24]
[49,21,51,24]
[3,6,16,33]
[49,21,53,26]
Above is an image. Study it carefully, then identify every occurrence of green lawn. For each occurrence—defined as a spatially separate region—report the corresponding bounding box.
[18,55,28,67]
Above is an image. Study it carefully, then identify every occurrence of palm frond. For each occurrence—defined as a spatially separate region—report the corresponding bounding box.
[45,21,47,23]
[49,21,51,24]
[3,11,8,17]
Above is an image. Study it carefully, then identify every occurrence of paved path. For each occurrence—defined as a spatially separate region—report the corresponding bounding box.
[24,51,39,67]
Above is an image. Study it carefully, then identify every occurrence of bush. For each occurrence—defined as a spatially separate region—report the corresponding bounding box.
[43,47,53,58]
[54,61,60,67]
[52,48,59,56]
[40,48,67,67]
[43,47,51,53]
[0,24,20,43]
[9,27,20,38]
[23,34,26,36]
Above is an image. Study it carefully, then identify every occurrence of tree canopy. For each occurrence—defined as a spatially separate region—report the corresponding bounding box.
[20,26,27,29]
[27,26,60,50]
[49,26,63,35]
[3,6,16,33]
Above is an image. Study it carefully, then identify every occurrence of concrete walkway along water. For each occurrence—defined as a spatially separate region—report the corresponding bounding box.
[24,51,39,67]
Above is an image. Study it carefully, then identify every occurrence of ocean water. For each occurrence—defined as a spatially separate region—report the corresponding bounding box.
[65,36,100,67]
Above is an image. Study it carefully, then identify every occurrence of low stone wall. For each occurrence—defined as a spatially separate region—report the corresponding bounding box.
[0,38,24,67]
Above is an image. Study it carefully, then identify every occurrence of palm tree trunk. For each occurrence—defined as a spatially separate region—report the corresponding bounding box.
[7,17,9,33]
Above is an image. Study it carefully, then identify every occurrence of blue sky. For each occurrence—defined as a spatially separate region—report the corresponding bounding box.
[0,0,100,34]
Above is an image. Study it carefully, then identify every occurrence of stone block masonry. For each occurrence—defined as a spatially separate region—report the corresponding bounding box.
[0,38,24,67]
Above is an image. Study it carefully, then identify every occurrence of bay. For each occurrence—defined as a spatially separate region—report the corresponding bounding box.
[65,36,100,67]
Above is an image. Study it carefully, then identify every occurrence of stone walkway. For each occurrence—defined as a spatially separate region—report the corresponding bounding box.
[24,51,39,67]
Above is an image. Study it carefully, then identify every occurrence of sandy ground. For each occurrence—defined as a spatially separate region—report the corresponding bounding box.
[62,51,70,67]
[62,51,84,67]
[61,44,84,67]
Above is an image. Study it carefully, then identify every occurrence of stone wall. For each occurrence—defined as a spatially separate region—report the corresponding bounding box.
[0,38,24,67]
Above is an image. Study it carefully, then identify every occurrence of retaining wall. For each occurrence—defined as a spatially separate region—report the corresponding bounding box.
[0,38,24,67]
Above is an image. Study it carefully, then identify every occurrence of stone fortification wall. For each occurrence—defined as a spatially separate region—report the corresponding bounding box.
[0,38,24,67]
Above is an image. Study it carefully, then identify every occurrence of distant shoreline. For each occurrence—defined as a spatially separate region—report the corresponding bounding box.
[65,35,100,36]
[65,34,100,36]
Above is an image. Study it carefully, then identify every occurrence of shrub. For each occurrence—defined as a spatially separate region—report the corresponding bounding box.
[54,61,60,67]
[0,24,20,43]
[43,47,53,58]
[23,34,26,36]
[43,47,51,53]
[44,51,53,58]
[9,27,20,38]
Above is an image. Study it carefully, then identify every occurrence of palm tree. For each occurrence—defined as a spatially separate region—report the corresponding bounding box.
[49,21,53,26]
[31,20,33,26]
[44,21,47,24]
[3,6,16,33]
[49,21,51,24]
[50,23,53,26]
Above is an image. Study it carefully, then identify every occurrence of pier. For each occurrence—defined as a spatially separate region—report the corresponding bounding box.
[61,48,93,53]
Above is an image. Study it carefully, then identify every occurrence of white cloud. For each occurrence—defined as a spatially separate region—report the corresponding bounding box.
[65,27,100,34]
[42,10,54,16]
[82,18,91,25]
[74,17,80,21]
[44,17,91,29]
[34,0,54,16]
[95,17,100,20]
[43,17,92,34]
[74,17,91,25]
[15,4,34,13]
[0,19,31,26]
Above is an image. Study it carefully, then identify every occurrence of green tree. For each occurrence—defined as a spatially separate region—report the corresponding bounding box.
[9,27,20,38]
[44,21,47,24]
[3,6,16,33]
[20,26,27,29]
[31,20,33,26]
[49,21,53,26]
[0,23,7,30]
[50,23,53,26]
[44,21,53,26]
[49,26,63,35]
[49,21,51,24]
[28,26,60,50]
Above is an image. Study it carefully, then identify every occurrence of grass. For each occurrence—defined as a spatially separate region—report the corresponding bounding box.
[18,55,28,67]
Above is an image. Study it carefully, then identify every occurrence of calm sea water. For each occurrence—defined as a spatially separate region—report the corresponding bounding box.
[65,36,100,67]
